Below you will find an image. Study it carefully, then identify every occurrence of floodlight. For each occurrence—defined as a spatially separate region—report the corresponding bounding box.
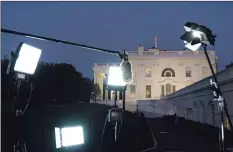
[14,42,42,75]
[181,22,216,51]
[180,22,233,152]
[107,66,127,87]
[55,126,84,148]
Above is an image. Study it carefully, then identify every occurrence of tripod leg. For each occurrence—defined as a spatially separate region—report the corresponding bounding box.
[23,142,27,152]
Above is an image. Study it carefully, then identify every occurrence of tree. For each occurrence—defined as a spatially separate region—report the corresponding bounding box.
[1,57,93,106]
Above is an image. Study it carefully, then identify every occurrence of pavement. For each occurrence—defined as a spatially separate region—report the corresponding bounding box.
[147,116,233,152]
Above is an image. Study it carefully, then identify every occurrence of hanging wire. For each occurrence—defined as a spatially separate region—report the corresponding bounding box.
[21,82,33,115]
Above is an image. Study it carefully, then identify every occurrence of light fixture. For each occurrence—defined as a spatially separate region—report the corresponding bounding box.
[181,22,216,51]
[107,66,127,88]
[180,22,233,152]
[14,42,42,75]
[55,126,84,148]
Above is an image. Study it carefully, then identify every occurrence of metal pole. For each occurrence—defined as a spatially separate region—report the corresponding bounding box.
[114,90,117,107]
[202,44,232,152]
[123,90,125,111]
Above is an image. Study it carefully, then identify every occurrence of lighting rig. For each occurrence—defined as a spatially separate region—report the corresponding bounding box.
[180,22,233,152]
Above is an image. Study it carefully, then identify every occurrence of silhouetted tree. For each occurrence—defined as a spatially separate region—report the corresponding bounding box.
[1,57,93,106]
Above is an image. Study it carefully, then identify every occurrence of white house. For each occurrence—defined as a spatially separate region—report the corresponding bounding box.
[93,37,218,105]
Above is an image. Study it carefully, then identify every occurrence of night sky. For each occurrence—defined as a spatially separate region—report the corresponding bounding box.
[2,2,233,79]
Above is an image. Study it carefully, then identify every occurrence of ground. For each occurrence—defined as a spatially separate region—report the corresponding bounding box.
[2,103,233,152]
[147,116,233,152]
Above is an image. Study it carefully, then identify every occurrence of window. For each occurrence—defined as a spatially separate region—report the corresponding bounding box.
[166,83,172,95]
[161,85,165,96]
[186,67,191,77]
[145,68,151,77]
[165,71,172,77]
[130,85,135,93]
[130,85,136,97]
[146,85,151,98]
[161,68,175,77]
[172,85,176,92]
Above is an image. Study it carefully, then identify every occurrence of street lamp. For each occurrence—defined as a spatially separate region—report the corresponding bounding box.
[8,42,42,152]
[181,22,232,152]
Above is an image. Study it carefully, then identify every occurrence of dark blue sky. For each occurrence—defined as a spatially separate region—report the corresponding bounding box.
[2,2,233,78]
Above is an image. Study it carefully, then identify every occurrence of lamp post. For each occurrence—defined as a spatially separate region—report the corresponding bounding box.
[180,22,232,152]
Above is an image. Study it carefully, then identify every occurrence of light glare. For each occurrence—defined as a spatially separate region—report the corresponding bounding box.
[55,126,84,148]
[14,43,42,75]
[192,31,202,39]
[55,128,61,148]
[107,66,127,87]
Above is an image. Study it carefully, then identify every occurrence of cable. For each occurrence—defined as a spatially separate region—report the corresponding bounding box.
[100,112,109,151]
[21,83,33,116]
[116,122,122,141]
[1,28,122,57]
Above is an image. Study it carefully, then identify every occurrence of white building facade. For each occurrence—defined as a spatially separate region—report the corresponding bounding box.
[93,37,218,105]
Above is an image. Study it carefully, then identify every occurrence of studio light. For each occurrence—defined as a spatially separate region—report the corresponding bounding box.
[55,126,84,148]
[181,22,216,51]
[14,42,42,75]
[107,66,127,87]
[180,22,233,152]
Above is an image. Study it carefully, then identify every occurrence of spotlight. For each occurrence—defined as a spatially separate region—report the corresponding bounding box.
[180,22,233,152]
[14,42,42,75]
[55,126,84,148]
[107,66,127,90]
[181,22,216,51]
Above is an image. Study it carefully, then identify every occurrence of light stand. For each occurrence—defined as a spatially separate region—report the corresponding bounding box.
[106,66,127,143]
[13,74,28,152]
[203,44,226,152]
[7,42,42,152]
[181,22,233,152]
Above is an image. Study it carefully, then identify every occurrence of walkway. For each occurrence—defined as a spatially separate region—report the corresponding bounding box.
[147,116,233,152]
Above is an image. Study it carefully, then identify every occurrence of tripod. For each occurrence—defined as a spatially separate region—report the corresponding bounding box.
[13,111,27,152]
[13,78,30,152]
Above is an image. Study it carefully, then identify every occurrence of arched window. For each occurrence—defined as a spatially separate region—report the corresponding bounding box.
[162,68,175,77]
[165,71,172,77]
